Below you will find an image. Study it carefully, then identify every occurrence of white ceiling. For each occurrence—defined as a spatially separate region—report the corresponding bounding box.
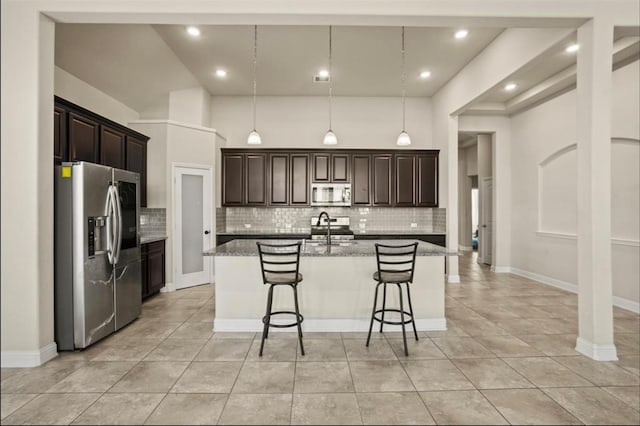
[55,23,639,115]
[55,24,502,110]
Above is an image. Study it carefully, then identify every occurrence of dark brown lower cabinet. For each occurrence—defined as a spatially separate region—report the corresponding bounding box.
[142,240,165,300]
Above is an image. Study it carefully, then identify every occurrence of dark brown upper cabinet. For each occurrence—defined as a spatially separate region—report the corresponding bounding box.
[126,136,147,207]
[312,152,350,183]
[352,154,371,205]
[395,155,415,206]
[372,154,393,206]
[269,154,289,205]
[100,126,126,169]
[68,112,100,163]
[246,153,267,205]
[416,153,439,207]
[290,154,310,205]
[312,153,330,182]
[331,153,350,182]
[222,153,244,206]
[53,106,67,164]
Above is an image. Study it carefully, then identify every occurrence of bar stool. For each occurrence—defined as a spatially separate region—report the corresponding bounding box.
[256,241,305,357]
[366,242,419,356]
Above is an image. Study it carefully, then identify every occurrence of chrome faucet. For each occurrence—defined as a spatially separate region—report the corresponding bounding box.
[316,211,331,245]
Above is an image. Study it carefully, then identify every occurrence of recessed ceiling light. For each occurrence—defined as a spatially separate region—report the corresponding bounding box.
[504,82,517,91]
[186,26,201,37]
[565,43,579,53]
[419,70,431,79]
[215,69,227,78]
[318,69,330,78]
[455,29,469,39]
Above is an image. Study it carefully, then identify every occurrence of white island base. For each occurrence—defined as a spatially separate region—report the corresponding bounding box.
[213,245,446,333]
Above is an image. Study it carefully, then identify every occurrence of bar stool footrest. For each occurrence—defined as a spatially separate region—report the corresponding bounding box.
[262,310,304,328]
[373,308,414,325]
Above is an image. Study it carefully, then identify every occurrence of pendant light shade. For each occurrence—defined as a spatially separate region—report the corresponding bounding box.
[323,26,338,145]
[323,130,338,145]
[247,25,262,145]
[396,131,411,146]
[397,26,411,146]
[247,130,262,145]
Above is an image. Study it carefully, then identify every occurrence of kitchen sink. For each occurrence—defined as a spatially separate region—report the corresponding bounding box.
[304,239,356,247]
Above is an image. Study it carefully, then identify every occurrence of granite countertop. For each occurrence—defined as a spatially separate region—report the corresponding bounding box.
[141,235,167,244]
[205,239,455,257]
[217,230,446,235]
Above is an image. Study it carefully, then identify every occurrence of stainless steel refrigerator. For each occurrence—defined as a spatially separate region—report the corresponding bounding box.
[55,162,142,350]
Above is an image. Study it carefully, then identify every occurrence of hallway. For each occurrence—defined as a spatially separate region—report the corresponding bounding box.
[1,252,638,424]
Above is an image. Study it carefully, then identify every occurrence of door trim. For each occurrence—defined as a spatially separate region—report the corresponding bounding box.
[172,162,214,290]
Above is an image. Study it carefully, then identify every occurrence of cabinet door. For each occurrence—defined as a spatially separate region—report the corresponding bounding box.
[53,106,67,164]
[312,153,330,182]
[246,153,267,205]
[290,154,310,205]
[125,136,147,207]
[372,154,393,206]
[331,153,350,182]
[417,153,438,207]
[147,243,165,295]
[352,155,371,205]
[140,246,149,299]
[223,154,245,206]
[395,155,415,206]
[269,154,289,205]
[100,126,126,169]
[68,112,99,163]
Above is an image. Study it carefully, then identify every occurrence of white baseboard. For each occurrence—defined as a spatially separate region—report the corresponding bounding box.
[508,266,639,314]
[447,275,460,283]
[491,265,511,273]
[160,282,176,293]
[214,318,447,332]
[1,342,58,368]
[575,337,618,361]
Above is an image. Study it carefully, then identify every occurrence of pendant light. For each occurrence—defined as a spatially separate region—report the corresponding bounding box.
[396,26,411,146]
[323,25,338,145]
[247,25,262,145]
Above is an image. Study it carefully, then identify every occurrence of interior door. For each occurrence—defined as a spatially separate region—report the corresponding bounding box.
[480,177,493,265]
[174,165,212,289]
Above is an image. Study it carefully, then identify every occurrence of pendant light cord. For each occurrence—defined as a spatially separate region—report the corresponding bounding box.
[328,25,333,130]
[401,26,406,132]
[252,24,258,131]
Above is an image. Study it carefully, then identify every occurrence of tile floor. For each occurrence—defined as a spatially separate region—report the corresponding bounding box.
[1,252,639,425]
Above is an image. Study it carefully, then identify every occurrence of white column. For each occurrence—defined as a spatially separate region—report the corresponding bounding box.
[1,4,57,367]
[446,116,460,283]
[575,18,617,361]
[491,126,511,272]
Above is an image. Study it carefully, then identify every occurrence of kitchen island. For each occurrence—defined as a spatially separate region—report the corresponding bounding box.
[204,239,451,332]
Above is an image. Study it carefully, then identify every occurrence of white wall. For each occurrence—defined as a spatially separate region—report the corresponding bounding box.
[169,87,212,127]
[510,60,640,308]
[210,96,433,149]
[54,67,139,125]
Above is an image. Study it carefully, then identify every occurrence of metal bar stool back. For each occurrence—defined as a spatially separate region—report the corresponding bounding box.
[366,242,419,356]
[256,241,305,356]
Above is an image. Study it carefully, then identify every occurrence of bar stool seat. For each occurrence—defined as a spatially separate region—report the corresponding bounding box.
[367,242,419,356]
[264,271,303,284]
[256,241,305,357]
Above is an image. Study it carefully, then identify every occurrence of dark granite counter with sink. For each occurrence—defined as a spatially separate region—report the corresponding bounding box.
[205,238,454,257]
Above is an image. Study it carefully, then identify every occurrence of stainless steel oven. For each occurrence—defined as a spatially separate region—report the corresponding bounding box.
[310,183,351,206]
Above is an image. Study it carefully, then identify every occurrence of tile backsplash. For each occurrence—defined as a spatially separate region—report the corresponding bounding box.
[140,208,166,236]
[217,207,446,234]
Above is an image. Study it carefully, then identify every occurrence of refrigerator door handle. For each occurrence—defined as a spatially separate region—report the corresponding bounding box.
[104,186,115,264]
[113,184,123,265]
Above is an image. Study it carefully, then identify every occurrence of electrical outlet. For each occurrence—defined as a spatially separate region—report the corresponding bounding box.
[410,223,418,228]
[244,223,252,229]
